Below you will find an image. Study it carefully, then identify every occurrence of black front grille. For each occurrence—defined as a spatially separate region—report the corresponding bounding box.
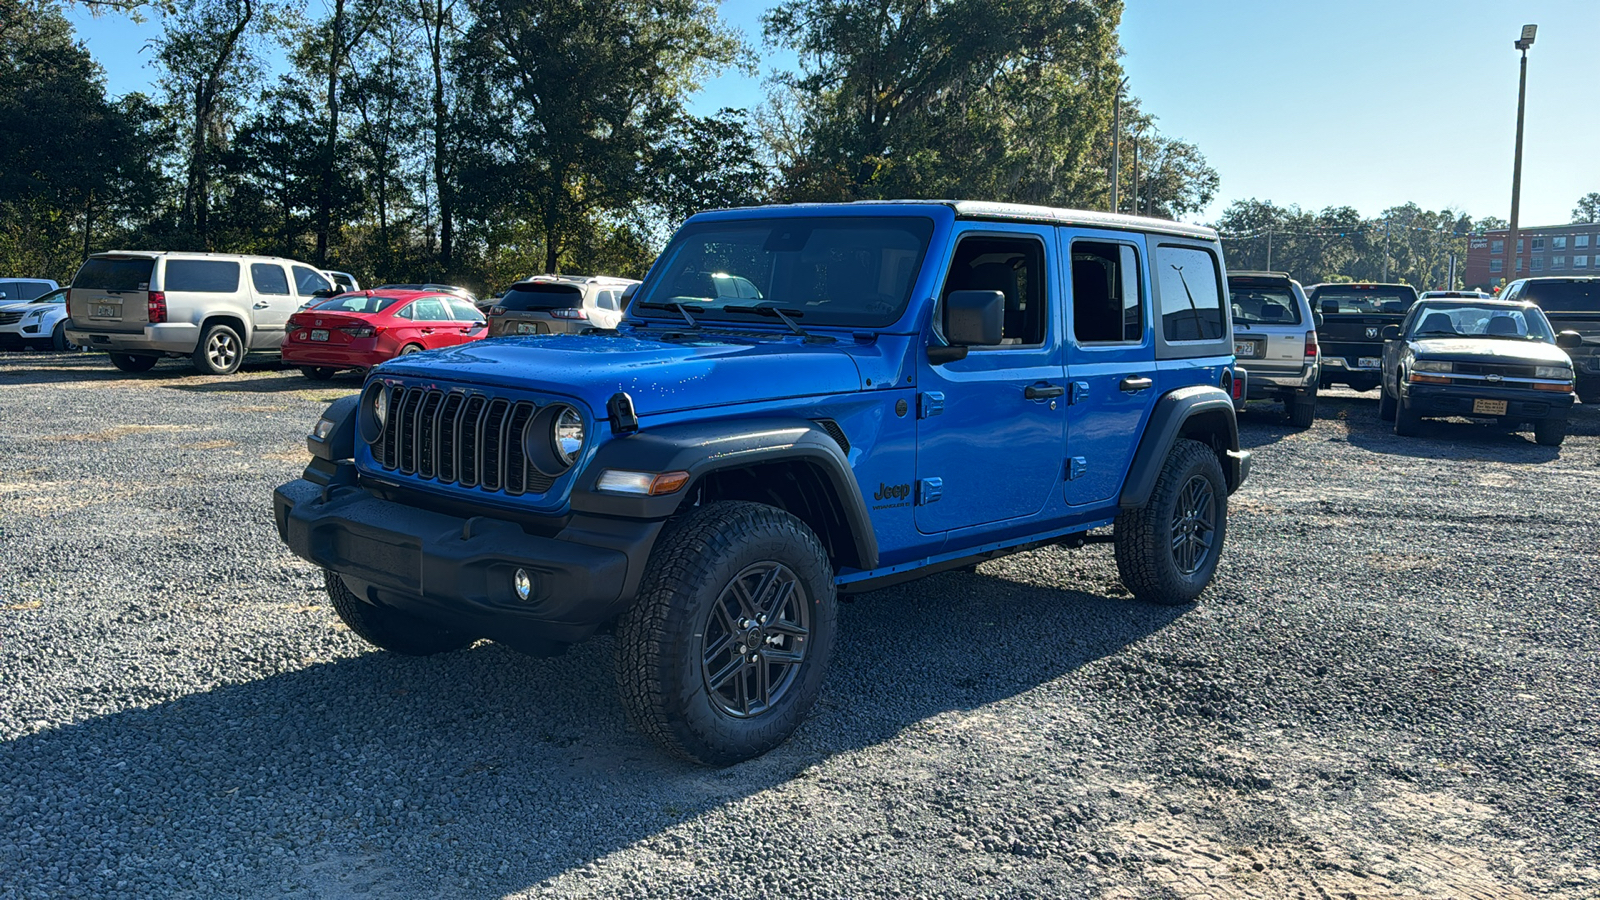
[1455,362,1537,379]
[0,312,22,326]
[373,386,555,495]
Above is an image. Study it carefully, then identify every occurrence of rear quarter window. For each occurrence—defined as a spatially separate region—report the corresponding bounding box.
[1154,245,1225,342]
[164,260,241,293]
[73,257,155,292]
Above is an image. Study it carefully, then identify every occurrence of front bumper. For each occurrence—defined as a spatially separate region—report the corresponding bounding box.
[1402,382,1575,422]
[65,322,200,354]
[273,475,661,648]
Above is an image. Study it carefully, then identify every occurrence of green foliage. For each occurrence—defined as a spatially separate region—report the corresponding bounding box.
[1572,193,1600,225]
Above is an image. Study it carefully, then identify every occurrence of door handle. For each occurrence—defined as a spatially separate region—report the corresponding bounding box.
[252,301,269,309]
[420,328,434,334]
[1119,376,1154,393]
[1024,383,1065,400]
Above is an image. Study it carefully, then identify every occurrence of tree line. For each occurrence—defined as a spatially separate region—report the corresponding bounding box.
[4,0,1220,291]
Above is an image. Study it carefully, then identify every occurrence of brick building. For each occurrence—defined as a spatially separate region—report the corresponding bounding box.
[1465,222,1600,290]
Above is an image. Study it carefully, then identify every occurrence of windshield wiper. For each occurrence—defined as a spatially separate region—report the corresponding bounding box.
[723,305,810,337]
[633,300,699,329]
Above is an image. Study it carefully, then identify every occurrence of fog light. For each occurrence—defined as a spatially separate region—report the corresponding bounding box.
[513,568,533,601]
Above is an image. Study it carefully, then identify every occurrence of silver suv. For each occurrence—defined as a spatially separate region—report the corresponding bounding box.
[486,275,639,336]
[66,251,334,375]
[1226,270,1322,428]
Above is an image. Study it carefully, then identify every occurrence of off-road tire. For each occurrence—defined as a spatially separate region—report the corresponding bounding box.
[1378,381,1397,421]
[1288,391,1317,429]
[300,366,338,381]
[108,352,157,373]
[324,570,473,655]
[1394,396,1423,436]
[193,322,244,375]
[615,501,837,766]
[1113,438,1227,606]
[1533,419,1566,447]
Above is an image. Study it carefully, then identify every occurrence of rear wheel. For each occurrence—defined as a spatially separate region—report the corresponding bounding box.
[300,366,338,381]
[1114,439,1227,605]
[108,352,158,373]
[193,323,244,375]
[398,343,424,355]
[1533,419,1566,447]
[1288,390,1317,429]
[324,571,474,655]
[615,501,837,766]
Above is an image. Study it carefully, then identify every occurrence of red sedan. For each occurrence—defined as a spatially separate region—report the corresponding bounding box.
[282,290,488,379]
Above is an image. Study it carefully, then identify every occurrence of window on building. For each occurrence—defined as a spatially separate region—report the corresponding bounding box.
[1552,256,1566,269]
[1531,237,1545,252]
[1575,256,1589,269]
[1515,258,1523,271]
[1532,257,1544,271]
[1577,235,1591,248]
[1491,240,1505,254]
[1553,236,1567,250]
[1490,259,1503,273]
[1517,239,1525,253]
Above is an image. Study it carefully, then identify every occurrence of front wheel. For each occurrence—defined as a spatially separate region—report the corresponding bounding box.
[615,501,837,766]
[300,366,338,381]
[1113,438,1228,605]
[108,352,158,373]
[1394,396,1423,436]
[324,571,474,655]
[1378,380,1397,421]
[1533,419,1566,447]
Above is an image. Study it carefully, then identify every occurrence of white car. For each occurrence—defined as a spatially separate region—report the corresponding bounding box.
[0,286,76,351]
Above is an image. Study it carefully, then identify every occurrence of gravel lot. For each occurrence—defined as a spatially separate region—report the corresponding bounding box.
[2,350,1598,899]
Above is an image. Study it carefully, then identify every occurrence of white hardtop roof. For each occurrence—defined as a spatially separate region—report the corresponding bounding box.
[92,250,321,266]
[701,200,1217,241]
[517,274,639,286]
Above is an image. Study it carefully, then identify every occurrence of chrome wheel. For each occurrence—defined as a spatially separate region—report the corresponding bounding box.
[700,562,811,718]
[1170,475,1216,576]
[206,330,240,370]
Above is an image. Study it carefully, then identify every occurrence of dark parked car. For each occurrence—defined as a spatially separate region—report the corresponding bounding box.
[1308,282,1420,392]
[1499,277,1600,403]
[1378,297,1581,446]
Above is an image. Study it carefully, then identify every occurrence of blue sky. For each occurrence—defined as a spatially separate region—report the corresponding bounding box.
[68,0,1600,227]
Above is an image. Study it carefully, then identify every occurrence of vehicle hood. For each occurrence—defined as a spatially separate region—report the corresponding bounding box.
[1410,337,1573,365]
[0,301,43,314]
[372,332,866,415]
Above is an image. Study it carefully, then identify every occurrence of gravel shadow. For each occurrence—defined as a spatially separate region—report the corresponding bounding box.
[0,569,1179,897]
[0,351,286,386]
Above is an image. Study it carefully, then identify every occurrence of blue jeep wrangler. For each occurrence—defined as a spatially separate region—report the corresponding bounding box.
[274,202,1250,765]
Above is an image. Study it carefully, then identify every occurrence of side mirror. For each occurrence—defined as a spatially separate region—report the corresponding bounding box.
[1321,299,1339,314]
[1313,311,1324,329]
[1556,330,1583,350]
[1381,324,1402,341]
[930,290,1005,364]
[620,283,640,309]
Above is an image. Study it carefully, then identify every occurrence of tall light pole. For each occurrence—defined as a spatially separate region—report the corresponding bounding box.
[1507,24,1536,279]
[1110,76,1128,213]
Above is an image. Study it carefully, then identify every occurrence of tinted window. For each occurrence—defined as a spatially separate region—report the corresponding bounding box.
[943,235,1048,346]
[165,260,240,293]
[9,281,52,300]
[292,266,332,295]
[635,216,935,329]
[595,290,619,311]
[1154,245,1225,341]
[250,263,291,295]
[1072,242,1143,343]
[406,298,450,321]
[499,283,585,311]
[1309,284,1418,314]
[73,257,154,292]
[446,298,484,322]
[1229,286,1303,325]
[1518,280,1600,313]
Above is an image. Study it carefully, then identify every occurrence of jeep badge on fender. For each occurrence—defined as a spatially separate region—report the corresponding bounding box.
[273,201,1251,765]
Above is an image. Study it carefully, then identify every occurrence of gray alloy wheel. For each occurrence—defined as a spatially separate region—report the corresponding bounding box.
[193,323,244,375]
[699,561,813,719]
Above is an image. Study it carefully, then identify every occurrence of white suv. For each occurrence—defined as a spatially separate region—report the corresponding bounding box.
[66,252,334,374]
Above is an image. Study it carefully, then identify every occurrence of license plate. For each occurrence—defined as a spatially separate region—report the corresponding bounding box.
[310,329,329,342]
[516,322,544,334]
[1233,340,1262,359]
[1358,356,1381,369]
[94,305,117,318]
[1472,398,1508,415]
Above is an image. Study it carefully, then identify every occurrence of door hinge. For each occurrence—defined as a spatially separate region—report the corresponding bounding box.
[918,391,945,418]
[1066,457,1088,480]
[1068,381,1090,405]
[917,477,943,505]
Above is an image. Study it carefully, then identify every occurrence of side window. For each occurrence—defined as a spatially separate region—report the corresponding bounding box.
[164,260,241,293]
[595,290,619,311]
[410,298,449,321]
[393,304,414,320]
[292,265,332,296]
[445,298,484,322]
[1153,245,1225,342]
[942,235,1047,346]
[250,263,291,295]
[1071,242,1144,343]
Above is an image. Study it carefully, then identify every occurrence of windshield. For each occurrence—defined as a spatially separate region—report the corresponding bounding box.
[632,216,935,328]
[1518,280,1600,313]
[1408,303,1555,342]
[1310,285,1418,314]
[313,294,403,314]
[1229,287,1303,325]
[499,283,584,311]
[74,257,154,292]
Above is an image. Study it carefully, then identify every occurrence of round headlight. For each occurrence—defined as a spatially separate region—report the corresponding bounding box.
[551,406,584,466]
[359,382,388,445]
[374,387,389,426]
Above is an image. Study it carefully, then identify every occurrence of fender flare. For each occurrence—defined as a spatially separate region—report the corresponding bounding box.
[570,417,879,569]
[1119,386,1242,510]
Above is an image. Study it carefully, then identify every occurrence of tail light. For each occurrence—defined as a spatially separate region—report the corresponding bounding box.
[550,308,589,320]
[147,291,167,324]
[1231,370,1245,399]
[489,306,505,317]
[341,325,377,338]
[1304,330,1318,357]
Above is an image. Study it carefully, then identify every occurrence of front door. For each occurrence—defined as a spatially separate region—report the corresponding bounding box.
[915,225,1067,534]
[1061,232,1158,506]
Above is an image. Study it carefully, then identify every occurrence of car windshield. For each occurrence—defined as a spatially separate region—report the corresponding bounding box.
[631,216,935,328]
[1311,285,1418,314]
[1518,280,1600,313]
[33,289,68,304]
[1408,303,1555,342]
[1229,287,1302,325]
[313,294,403,314]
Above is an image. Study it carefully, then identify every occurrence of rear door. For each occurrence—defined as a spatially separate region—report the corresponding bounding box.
[444,297,488,345]
[403,297,453,349]
[249,262,294,346]
[68,256,156,333]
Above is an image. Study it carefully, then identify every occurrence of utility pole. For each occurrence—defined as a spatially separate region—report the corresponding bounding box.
[1110,76,1128,213]
[1382,218,1391,282]
[1448,252,1457,289]
[1131,136,1139,216]
[1266,228,1273,271]
[1508,25,1536,281]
